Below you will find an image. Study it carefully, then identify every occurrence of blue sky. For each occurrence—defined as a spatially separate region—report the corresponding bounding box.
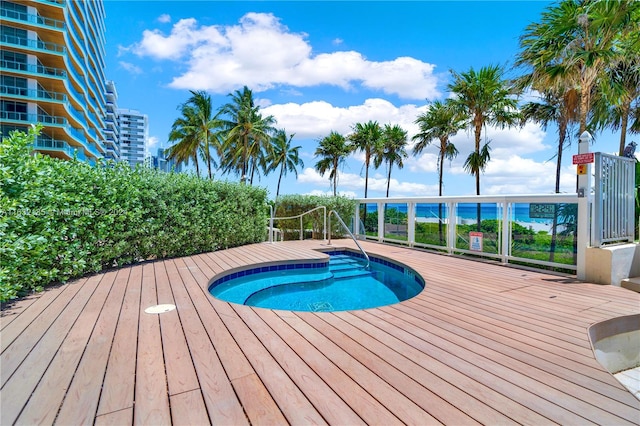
[104,1,626,199]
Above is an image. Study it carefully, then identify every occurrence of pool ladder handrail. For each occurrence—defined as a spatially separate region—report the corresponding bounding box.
[328,210,370,269]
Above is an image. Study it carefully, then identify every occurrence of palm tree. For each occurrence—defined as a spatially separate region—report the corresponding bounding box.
[348,121,383,198]
[413,100,464,196]
[165,91,221,179]
[520,87,579,193]
[219,86,276,184]
[314,131,351,196]
[376,124,408,197]
[518,0,640,134]
[165,107,201,177]
[413,100,464,243]
[448,65,519,230]
[268,130,304,199]
[592,56,640,155]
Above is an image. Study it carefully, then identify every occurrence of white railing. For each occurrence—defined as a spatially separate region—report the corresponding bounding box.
[328,210,370,268]
[268,206,327,242]
[354,194,578,271]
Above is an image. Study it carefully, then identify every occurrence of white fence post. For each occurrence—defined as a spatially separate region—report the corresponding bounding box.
[377,202,385,242]
[577,131,593,280]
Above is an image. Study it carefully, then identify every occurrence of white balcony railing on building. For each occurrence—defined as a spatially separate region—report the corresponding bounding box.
[354,194,578,271]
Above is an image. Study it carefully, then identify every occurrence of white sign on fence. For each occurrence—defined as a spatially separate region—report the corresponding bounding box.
[469,231,483,252]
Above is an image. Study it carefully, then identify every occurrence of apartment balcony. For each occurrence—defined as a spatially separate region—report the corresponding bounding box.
[0,34,66,55]
[32,136,76,159]
[1,110,99,159]
[0,84,67,102]
[0,6,65,30]
[0,59,66,78]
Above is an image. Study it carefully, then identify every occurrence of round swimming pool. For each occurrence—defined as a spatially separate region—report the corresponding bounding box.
[208,251,424,312]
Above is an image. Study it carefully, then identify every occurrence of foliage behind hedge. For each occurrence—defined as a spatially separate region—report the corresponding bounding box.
[0,127,267,301]
[272,194,356,240]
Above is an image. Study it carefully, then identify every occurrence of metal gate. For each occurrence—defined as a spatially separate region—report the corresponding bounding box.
[592,152,636,247]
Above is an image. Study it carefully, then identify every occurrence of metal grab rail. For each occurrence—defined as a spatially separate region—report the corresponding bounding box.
[328,210,370,269]
[269,206,327,241]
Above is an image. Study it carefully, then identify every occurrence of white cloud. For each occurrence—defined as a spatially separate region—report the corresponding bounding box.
[126,13,439,99]
[297,167,438,197]
[263,98,427,140]
[119,61,143,75]
[332,38,343,46]
[146,136,160,156]
[157,14,171,23]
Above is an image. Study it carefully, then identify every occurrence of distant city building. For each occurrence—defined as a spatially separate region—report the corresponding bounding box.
[118,108,147,167]
[149,147,182,173]
[0,0,109,162]
[103,80,120,161]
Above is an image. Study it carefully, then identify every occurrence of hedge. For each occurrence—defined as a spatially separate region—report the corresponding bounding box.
[0,127,268,301]
[272,194,356,240]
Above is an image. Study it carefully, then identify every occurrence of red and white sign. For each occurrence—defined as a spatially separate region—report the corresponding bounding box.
[469,231,483,252]
[572,152,595,165]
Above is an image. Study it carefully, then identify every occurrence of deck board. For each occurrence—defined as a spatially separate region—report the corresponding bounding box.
[1,239,639,425]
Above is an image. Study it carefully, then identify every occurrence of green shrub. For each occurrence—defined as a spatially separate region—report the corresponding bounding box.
[272,194,356,239]
[0,127,267,301]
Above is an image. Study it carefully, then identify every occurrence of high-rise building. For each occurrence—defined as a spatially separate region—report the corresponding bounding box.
[150,147,182,173]
[118,108,146,167]
[0,0,108,162]
[103,80,119,161]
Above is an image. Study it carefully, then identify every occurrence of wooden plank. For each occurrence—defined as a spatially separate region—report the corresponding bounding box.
[299,311,473,425]
[268,310,403,425]
[322,311,518,425]
[389,303,640,423]
[365,307,627,425]
[16,270,117,425]
[237,306,365,425]
[134,262,171,425]
[169,389,211,426]
[170,258,248,425]
[1,278,85,381]
[154,261,199,396]
[96,265,141,416]
[1,290,54,332]
[54,268,131,425]
[0,276,98,425]
[213,302,326,425]
[397,299,638,407]
[185,255,287,424]
[94,408,133,426]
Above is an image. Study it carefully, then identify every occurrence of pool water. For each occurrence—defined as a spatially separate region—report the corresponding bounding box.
[209,252,424,312]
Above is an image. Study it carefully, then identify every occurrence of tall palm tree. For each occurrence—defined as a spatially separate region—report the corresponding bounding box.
[592,55,640,155]
[314,131,351,196]
[165,91,221,179]
[518,0,640,134]
[413,100,464,244]
[348,121,382,198]
[165,107,201,177]
[448,65,519,230]
[520,87,579,193]
[413,100,464,197]
[268,129,304,199]
[219,86,276,184]
[376,124,408,197]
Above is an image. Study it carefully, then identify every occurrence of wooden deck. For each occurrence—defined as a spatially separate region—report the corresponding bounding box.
[1,240,639,425]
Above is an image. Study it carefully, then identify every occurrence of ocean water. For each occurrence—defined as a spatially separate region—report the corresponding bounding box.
[362,202,574,224]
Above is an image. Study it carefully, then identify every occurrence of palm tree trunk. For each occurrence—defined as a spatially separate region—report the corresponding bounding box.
[438,149,445,244]
[276,164,284,198]
[618,103,630,156]
[332,158,338,196]
[386,163,392,197]
[194,154,200,178]
[475,121,482,232]
[364,156,370,198]
[242,134,248,184]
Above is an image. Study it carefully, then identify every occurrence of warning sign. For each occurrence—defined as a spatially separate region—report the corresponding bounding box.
[572,153,594,164]
[577,164,587,175]
[469,231,483,252]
